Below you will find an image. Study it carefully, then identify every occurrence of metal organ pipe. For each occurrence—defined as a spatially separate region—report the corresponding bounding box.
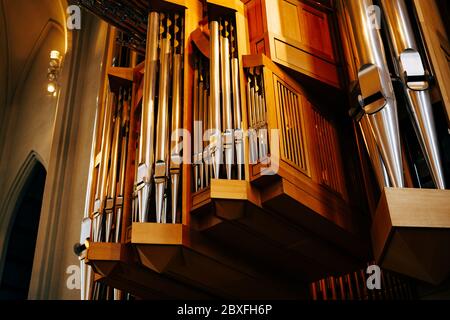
[136,12,160,223]
[134,12,185,224]
[170,14,183,223]
[209,21,222,179]
[220,20,234,180]
[231,58,244,180]
[154,16,172,224]
[342,0,405,188]
[381,0,446,189]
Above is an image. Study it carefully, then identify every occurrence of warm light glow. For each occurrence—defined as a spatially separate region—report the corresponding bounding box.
[47,72,56,81]
[47,50,63,95]
[47,82,57,94]
[50,50,61,61]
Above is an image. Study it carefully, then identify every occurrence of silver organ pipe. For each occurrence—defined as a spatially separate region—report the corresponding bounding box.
[170,14,184,224]
[136,12,160,223]
[381,0,446,189]
[193,16,244,190]
[342,0,405,188]
[209,20,222,179]
[134,12,185,224]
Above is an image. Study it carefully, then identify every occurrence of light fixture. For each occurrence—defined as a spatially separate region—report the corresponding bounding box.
[50,50,62,61]
[47,82,57,94]
[47,50,63,96]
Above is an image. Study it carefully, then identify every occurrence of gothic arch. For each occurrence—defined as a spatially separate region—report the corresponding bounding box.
[0,151,46,287]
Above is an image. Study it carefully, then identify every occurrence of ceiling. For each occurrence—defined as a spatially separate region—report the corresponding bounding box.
[0,0,67,107]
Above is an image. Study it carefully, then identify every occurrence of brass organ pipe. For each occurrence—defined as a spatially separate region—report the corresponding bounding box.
[343,0,404,188]
[210,20,222,179]
[381,0,445,189]
[137,12,160,222]
[154,16,172,224]
[170,15,183,223]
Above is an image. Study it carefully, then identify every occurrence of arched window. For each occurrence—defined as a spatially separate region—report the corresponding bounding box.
[0,161,46,300]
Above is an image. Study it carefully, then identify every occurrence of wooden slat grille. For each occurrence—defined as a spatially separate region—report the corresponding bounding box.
[312,108,346,197]
[274,77,309,175]
[310,265,417,300]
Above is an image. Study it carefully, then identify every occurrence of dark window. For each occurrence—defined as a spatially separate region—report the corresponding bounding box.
[0,162,46,300]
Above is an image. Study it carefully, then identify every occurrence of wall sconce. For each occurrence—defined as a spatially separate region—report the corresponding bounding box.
[47,50,63,96]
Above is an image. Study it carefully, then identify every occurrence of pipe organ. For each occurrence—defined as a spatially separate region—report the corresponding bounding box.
[75,0,450,300]
[192,15,246,191]
[134,11,185,226]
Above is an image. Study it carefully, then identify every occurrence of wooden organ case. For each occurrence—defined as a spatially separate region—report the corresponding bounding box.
[75,0,450,300]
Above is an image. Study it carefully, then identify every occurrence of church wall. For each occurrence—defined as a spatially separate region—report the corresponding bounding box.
[0,1,108,299]
[0,12,65,286]
[28,14,108,300]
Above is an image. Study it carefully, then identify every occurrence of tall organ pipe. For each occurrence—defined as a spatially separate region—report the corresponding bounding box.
[209,21,222,179]
[342,0,404,188]
[136,12,160,222]
[381,0,445,189]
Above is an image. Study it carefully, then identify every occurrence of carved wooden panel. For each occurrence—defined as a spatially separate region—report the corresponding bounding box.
[280,0,301,41]
[298,2,334,61]
[244,0,341,88]
[246,0,265,43]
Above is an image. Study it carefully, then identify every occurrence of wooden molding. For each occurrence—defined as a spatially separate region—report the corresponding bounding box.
[131,223,184,245]
[372,187,450,285]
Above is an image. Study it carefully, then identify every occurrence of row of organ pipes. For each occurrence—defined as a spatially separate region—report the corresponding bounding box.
[193,17,245,192]
[246,67,269,165]
[81,27,137,299]
[340,0,446,190]
[92,87,131,243]
[134,12,184,225]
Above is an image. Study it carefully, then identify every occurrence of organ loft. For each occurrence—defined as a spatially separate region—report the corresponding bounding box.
[0,0,449,301]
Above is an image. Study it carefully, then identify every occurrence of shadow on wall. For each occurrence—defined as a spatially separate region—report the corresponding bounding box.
[0,155,46,300]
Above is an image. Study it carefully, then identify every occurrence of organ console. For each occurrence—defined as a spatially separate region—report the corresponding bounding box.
[73,0,450,300]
